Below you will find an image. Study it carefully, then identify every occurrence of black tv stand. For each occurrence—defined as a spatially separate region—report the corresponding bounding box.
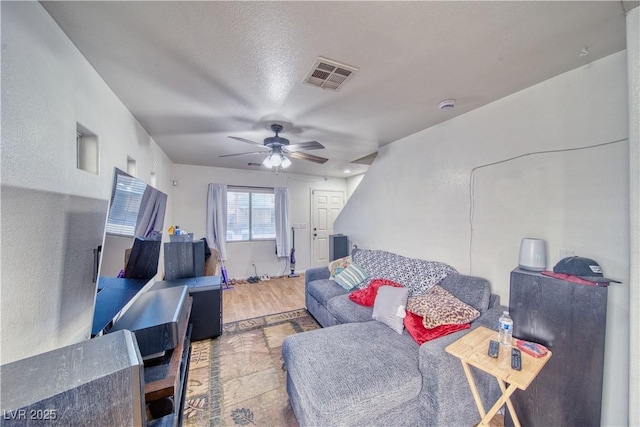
[108,285,194,426]
[151,276,223,341]
[145,307,192,426]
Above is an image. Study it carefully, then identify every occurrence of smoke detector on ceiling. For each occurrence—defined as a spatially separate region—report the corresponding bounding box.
[438,99,456,111]
[304,57,359,91]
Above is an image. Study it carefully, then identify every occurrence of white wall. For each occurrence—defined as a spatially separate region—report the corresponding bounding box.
[171,164,346,280]
[626,6,639,426]
[335,52,630,426]
[0,2,174,364]
[346,173,365,199]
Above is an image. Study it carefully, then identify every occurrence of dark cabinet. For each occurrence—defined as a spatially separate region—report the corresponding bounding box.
[329,234,348,261]
[152,276,222,341]
[164,241,205,280]
[506,268,607,427]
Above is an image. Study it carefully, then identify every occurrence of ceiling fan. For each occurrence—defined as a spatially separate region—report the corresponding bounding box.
[222,124,328,170]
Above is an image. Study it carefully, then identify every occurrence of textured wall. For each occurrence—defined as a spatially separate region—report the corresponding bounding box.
[1,2,173,364]
[335,52,630,425]
[171,164,347,279]
[626,6,639,426]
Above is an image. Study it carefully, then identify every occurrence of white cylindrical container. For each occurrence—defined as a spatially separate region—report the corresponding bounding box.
[518,238,546,271]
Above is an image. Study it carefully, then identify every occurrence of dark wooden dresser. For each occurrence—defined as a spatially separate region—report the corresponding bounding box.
[506,268,607,427]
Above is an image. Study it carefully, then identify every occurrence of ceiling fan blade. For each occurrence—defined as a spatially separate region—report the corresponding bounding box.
[286,141,325,151]
[228,136,264,146]
[219,150,269,158]
[288,151,328,164]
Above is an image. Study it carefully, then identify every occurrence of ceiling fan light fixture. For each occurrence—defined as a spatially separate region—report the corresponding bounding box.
[270,153,282,167]
[262,155,274,168]
[227,123,328,169]
[280,155,292,169]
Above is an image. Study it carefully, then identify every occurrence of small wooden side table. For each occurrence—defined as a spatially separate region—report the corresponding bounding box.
[445,326,552,427]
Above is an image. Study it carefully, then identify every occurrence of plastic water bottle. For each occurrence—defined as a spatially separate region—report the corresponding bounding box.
[498,311,513,347]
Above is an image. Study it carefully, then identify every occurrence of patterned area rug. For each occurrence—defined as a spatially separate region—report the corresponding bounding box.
[183,309,320,427]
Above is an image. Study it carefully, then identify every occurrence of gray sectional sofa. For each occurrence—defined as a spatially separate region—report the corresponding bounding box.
[282,249,506,427]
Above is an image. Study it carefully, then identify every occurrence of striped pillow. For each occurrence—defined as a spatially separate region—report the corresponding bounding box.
[334,263,369,290]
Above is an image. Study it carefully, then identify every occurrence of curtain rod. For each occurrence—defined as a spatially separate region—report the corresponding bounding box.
[228,185,275,191]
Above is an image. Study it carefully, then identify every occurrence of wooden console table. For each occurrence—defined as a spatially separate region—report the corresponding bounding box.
[445,326,552,427]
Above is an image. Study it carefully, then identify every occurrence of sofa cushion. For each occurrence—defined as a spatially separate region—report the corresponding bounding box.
[334,262,369,290]
[327,294,374,323]
[407,285,480,329]
[372,286,409,334]
[349,278,403,306]
[438,273,491,313]
[282,321,421,426]
[352,249,457,296]
[404,310,471,345]
[307,279,349,307]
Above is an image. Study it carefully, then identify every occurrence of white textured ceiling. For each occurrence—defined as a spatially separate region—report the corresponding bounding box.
[41,1,628,177]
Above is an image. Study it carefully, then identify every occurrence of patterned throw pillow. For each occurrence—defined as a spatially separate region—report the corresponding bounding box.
[329,255,352,278]
[348,278,403,306]
[352,249,457,297]
[334,263,369,290]
[407,285,480,329]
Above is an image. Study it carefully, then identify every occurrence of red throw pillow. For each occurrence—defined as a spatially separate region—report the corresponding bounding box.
[348,278,403,306]
[403,311,470,345]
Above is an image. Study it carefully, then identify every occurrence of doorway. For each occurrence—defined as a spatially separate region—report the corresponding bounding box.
[310,189,345,268]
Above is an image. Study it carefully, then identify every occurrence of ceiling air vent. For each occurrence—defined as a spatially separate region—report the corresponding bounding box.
[304,57,359,91]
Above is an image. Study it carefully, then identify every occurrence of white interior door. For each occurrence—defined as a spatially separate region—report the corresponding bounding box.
[311,190,345,267]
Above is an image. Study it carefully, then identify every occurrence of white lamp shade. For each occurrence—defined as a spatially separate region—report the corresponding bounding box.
[281,156,292,169]
[270,153,282,166]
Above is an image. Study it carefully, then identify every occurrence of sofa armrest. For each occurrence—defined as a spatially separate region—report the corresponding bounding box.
[305,266,330,286]
[472,304,508,331]
[488,293,501,308]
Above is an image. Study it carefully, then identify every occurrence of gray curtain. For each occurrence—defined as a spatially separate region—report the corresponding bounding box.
[135,186,167,239]
[274,187,290,258]
[206,183,228,261]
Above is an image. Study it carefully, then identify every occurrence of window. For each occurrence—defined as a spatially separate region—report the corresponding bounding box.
[227,187,275,241]
[105,172,147,237]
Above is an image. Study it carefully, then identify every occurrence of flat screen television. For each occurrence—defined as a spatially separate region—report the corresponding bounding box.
[91,168,168,336]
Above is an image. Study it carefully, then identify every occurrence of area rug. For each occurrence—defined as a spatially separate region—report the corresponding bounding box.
[183,309,320,427]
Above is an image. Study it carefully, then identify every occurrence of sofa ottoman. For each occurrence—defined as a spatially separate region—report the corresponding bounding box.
[282,321,422,427]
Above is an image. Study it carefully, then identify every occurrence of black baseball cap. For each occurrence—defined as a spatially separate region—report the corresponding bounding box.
[553,256,621,283]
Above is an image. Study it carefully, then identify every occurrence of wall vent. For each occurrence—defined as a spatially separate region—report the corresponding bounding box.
[304,57,359,91]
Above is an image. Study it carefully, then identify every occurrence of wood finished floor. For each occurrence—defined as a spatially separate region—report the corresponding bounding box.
[221,273,504,427]
[222,274,306,323]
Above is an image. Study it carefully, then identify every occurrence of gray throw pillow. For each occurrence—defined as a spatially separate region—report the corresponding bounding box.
[372,285,409,334]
